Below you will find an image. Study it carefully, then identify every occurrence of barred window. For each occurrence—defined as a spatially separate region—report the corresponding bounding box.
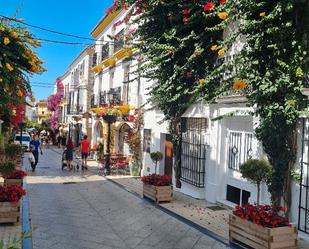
[227,131,253,171]
[180,118,208,188]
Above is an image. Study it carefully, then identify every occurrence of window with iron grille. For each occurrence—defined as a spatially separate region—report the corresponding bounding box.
[114,29,125,52]
[92,53,97,67]
[180,118,208,188]
[227,131,253,171]
[101,44,109,61]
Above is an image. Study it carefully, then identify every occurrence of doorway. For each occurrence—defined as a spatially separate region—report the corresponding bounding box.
[164,134,173,176]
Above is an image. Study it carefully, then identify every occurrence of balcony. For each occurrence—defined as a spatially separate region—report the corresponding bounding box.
[107,87,122,105]
[67,105,84,115]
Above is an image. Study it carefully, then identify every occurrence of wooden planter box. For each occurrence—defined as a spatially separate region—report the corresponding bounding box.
[143,183,172,203]
[0,201,20,225]
[4,179,23,187]
[229,214,297,249]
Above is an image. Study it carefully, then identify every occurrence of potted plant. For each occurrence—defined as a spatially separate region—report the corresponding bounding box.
[0,185,26,225]
[0,161,16,178]
[239,159,272,205]
[4,144,23,166]
[4,169,27,187]
[229,159,297,248]
[230,204,297,249]
[141,174,172,203]
[150,151,163,174]
[102,108,121,123]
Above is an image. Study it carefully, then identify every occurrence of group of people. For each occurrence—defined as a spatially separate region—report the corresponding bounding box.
[28,133,90,172]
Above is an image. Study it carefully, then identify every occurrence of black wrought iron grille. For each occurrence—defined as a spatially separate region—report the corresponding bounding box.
[228,131,253,171]
[180,118,207,188]
[298,118,309,234]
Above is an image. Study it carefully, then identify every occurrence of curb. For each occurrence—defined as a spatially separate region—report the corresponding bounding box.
[22,156,32,249]
[106,177,239,249]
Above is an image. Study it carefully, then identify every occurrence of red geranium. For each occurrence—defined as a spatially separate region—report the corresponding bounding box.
[141,174,172,186]
[4,169,27,179]
[233,204,290,228]
[203,2,215,12]
[0,185,26,204]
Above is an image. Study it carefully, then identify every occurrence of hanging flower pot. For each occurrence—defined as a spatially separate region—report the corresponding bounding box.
[103,114,117,123]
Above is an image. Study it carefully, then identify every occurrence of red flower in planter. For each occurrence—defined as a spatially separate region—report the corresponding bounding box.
[4,169,27,179]
[0,185,26,204]
[233,204,290,228]
[141,174,172,186]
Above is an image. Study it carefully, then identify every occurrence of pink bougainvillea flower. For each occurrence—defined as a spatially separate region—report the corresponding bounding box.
[181,9,191,15]
[183,16,190,24]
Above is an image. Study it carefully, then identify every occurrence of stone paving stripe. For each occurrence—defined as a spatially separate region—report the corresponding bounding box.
[106,177,239,249]
[22,157,32,249]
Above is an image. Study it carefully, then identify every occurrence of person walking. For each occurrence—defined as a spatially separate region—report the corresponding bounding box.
[29,135,43,172]
[65,137,74,171]
[79,135,90,170]
[61,135,67,150]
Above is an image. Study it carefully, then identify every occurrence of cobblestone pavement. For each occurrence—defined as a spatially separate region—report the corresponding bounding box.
[26,148,230,249]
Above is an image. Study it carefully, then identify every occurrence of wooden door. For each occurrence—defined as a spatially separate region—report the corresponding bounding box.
[164,135,173,176]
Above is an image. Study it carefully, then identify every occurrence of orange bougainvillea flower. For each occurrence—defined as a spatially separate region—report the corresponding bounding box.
[198,79,206,85]
[3,37,10,45]
[233,79,247,91]
[218,12,228,20]
[17,90,23,97]
[218,48,225,56]
[10,31,19,39]
[5,63,13,71]
[259,12,266,17]
[211,45,218,51]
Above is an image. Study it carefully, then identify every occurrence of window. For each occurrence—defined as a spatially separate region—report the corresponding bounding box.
[114,29,125,52]
[226,185,251,205]
[180,118,208,188]
[92,53,97,67]
[143,129,151,153]
[227,131,253,171]
[101,44,109,61]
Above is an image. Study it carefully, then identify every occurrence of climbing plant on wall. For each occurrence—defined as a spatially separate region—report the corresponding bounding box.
[225,0,309,210]
[113,0,232,187]
[110,1,309,212]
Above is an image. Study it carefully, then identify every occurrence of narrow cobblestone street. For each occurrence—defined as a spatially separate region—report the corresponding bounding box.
[25,148,230,249]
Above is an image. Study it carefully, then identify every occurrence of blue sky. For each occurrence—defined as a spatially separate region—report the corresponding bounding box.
[0,0,113,101]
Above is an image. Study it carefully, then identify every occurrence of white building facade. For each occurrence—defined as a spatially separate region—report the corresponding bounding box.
[58,45,95,146]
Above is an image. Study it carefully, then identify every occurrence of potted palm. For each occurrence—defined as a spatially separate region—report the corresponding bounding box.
[229,159,297,249]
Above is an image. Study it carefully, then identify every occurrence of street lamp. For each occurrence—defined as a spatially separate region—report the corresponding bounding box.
[103,114,117,175]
